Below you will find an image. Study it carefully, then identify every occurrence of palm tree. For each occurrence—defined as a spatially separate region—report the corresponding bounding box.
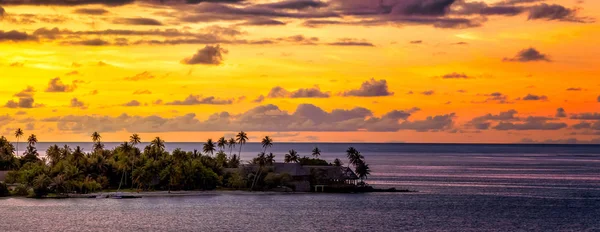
[151,137,165,151]
[203,139,216,156]
[284,149,299,163]
[355,161,371,183]
[27,134,37,146]
[91,132,101,143]
[129,134,141,186]
[312,146,321,158]
[266,153,275,165]
[130,134,141,146]
[346,147,364,167]
[217,137,227,152]
[117,141,133,189]
[14,128,23,156]
[251,152,267,190]
[236,131,248,159]
[261,136,273,153]
[227,137,236,156]
[91,132,103,153]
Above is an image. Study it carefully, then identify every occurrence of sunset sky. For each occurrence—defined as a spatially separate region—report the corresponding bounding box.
[1,0,599,143]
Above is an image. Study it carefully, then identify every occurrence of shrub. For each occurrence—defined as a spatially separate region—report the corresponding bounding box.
[12,184,29,196]
[0,182,9,197]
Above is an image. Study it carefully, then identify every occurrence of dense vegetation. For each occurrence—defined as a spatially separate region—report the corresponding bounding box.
[0,129,371,198]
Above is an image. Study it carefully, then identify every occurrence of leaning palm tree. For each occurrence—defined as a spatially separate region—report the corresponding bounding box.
[261,136,273,153]
[312,146,321,158]
[346,147,364,167]
[227,137,236,156]
[14,128,23,156]
[236,131,248,159]
[217,137,227,152]
[203,138,216,156]
[251,152,267,190]
[284,149,299,163]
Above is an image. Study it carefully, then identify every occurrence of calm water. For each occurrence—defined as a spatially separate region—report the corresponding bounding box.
[2,143,600,231]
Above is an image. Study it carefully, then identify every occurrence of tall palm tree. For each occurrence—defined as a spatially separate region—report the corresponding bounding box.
[284,149,299,163]
[117,141,132,188]
[129,134,141,186]
[91,132,103,154]
[227,137,236,156]
[217,137,227,152]
[346,147,364,167]
[14,128,23,156]
[203,138,216,156]
[236,131,248,159]
[312,146,321,158]
[261,136,273,153]
[129,134,141,146]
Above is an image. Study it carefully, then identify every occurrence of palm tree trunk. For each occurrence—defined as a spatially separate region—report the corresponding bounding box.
[117,169,126,192]
[16,138,19,157]
[238,144,243,160]
[251,167,262,191]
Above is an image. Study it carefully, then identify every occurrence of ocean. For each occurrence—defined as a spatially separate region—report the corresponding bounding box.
[2,143,599,231]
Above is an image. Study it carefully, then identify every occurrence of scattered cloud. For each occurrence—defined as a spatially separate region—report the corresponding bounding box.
[267,86,330,98]
[70,98,86,109]
[14,86,36,98]
[555,108,566,118]
[123,100,141,107]
[124,71,155,81]
[327,38,374,47]
[571,113,600,120]
[528,3,593,23]
[341,78,394,97]
[441,72,471,79]
[518,94,548,101]
[253,95,265,103]
[73,8,109,15]
[421,90,435,96]
[503,47,551,62]
[165,95,233,105]
[113,17,163,26]
[181,45,228,65]
[45,77,79,92]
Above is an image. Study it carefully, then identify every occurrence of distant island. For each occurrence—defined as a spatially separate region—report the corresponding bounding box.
[0,129,405,198]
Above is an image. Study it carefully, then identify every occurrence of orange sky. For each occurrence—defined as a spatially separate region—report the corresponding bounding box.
[0,0,599,143]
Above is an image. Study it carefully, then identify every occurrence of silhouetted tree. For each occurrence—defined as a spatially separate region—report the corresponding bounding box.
[14,128,23,156]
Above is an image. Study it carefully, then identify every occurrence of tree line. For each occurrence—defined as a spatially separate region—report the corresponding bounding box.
[0,129,371,197]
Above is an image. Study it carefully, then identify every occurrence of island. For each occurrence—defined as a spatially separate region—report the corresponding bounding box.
[0,130,410,198]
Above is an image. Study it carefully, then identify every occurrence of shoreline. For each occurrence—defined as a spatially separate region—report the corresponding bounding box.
[5,188,417,199]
